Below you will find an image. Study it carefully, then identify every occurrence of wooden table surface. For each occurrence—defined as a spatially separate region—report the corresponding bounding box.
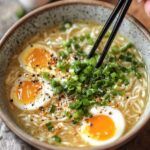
[0,0,150,150]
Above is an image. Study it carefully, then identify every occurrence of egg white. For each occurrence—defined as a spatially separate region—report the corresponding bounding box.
[79,106,125,146]
[10,73,54,110]
[18,43,57,74]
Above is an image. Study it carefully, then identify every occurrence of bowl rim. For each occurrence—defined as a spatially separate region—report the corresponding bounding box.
[0,0,150,150]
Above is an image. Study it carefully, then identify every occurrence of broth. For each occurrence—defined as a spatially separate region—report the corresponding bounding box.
[5,21,148,147]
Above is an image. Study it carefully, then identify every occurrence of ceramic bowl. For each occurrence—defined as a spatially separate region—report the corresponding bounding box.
[0,0,150,150]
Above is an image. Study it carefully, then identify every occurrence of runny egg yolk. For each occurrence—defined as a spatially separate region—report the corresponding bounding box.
[16,81,42,104]
[26,48,52,68]
[85,115,116,141]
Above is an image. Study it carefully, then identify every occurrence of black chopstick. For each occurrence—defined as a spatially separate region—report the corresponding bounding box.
[88,0,132,68]
[88,0,125,59]
[96,0,132,68]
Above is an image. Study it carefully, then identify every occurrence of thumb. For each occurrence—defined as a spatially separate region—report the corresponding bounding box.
[144,0,150,17]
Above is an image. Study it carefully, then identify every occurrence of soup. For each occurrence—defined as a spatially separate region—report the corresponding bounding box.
[5,21,148,147]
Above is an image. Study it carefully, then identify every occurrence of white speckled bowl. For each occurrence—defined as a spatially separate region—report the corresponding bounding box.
[0,0,150,150]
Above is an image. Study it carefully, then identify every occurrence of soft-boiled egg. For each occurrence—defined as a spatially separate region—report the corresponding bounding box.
[19,43,57,74]
[10,73,53,110]
[79,106,125,146]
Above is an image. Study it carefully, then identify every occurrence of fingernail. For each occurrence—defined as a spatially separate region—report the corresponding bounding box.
[144,0,150,17]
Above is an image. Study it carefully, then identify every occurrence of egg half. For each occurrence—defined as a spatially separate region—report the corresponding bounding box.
[10,73,53,110]
[80,106,125,146]
[19,43,57,74]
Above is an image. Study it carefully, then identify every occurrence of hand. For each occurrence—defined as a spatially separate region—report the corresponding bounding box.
[139,0,150,17]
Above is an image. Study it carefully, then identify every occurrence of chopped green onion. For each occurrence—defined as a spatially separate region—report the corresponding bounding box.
[69,100,82,110]
[64,111,72,118]
[120,43,133,52]
[60,20,72,31]
[16,7,26,18]
[73,110,84,119]
[50,79,60,87]
[46,122,54,131]
[42,72,50,81]
[51,135,62,143]
[49,105,56,113]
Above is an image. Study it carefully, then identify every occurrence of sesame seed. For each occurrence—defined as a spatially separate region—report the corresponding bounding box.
[39,106,44,111]
[109,112,112,115]
[32,74,35,77]
[10,99,13,103]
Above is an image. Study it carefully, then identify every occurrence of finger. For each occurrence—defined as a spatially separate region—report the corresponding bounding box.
[137,0,143,3]
[144,0,150,17]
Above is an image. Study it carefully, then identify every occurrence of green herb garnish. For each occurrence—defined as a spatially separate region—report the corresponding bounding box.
[60,20,72,31]
[49,105,56,113]
[51,135,62,143]
[16,7,26,19]
[46,122,54,131]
